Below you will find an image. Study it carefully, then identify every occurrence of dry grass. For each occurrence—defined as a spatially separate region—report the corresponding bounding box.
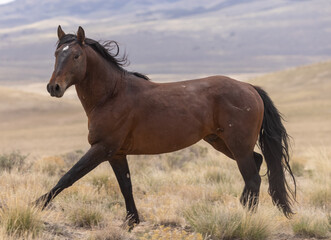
[89,225,137,240]
[139,225,203,240]
[0,145,329,239]
[0,201,43,238]
[0,176,54,239]
[33,156,66,176]
[291,208,330,238]
[68,205,104,228]
[183,201,277,240]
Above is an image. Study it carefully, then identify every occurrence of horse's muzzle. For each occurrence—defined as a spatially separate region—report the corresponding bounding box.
[47,83,63,97]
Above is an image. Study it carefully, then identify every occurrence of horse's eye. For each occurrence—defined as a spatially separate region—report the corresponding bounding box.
[74,54,80,59]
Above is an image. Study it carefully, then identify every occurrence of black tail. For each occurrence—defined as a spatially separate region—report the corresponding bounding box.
[254,86,296,218]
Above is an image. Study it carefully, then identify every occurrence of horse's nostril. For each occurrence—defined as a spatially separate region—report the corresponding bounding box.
[55,84,60,92]
[46,84,50,93]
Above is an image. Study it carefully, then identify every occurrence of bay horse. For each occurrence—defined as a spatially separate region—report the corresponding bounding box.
[36,26,296,227]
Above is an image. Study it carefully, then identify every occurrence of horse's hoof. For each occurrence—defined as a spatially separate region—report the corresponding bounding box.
[121,214,140,231]
[33,194,49,210]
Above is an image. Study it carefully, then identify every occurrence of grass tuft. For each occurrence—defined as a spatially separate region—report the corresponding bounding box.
[90,174,111,192]
[291,210,329,238]
[183,201,274,240]
[327,213,331,231]
[68,205,103,228]
[308,186,331,208]
[0,202,42,238]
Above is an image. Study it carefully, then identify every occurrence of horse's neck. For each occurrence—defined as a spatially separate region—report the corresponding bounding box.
[75,49,125,116]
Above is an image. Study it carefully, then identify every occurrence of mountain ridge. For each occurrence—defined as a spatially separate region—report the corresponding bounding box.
[0,0,330,83]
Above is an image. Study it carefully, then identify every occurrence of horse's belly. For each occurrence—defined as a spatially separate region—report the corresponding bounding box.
[127,136,202,155]
[126,119,208,155]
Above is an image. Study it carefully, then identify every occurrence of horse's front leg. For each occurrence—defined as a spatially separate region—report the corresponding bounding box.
[109,155,139,228]
[35,144,108,209]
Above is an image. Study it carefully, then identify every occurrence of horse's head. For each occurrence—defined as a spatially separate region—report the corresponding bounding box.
[47,26,87,97]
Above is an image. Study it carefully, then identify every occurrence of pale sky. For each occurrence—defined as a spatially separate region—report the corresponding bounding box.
[0,0,15,5]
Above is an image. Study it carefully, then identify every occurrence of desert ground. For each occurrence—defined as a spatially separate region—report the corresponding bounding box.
[0,61,330,239]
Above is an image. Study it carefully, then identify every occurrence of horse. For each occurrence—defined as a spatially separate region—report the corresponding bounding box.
[36,26,296,227]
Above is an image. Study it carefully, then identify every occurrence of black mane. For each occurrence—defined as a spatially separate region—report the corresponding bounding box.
[57,34,149,81]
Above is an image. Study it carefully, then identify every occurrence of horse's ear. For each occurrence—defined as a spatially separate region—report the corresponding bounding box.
[77,26,85,44]
[57,25,65,40]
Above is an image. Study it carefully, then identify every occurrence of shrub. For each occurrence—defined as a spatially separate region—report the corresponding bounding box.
[62,150,84,166]
[164,145,209,170]
[204,170,222,184]
[189,145,208,158]
[33,156,66,176]
[291,160,305,177]
[0,151,28,172]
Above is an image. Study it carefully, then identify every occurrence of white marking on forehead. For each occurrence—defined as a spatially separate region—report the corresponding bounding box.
[62,45,69,51]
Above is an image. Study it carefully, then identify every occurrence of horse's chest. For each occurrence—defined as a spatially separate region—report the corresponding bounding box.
[87,112,131,147]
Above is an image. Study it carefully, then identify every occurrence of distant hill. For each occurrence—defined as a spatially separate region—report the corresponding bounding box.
[0,85,88,155]
[250,61,331,115]
[250,61,331,151]
[0,0,331,83]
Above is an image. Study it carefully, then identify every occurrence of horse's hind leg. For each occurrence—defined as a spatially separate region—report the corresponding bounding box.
[109,155,139,229]
[254,152,263,173]
[204,134,262,211]
[237,152,261,211]
[204,134,234,159]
